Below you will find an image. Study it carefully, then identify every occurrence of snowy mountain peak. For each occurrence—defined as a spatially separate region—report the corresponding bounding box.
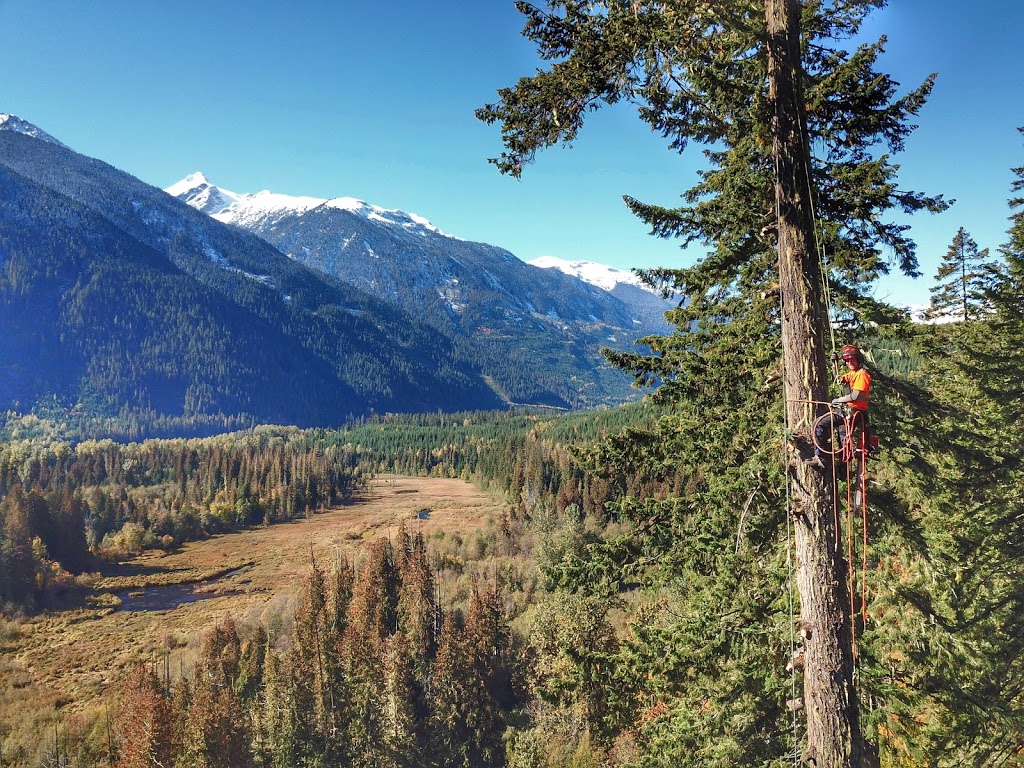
[530,256,653,293]
[0,113,68,148]
[168,170,211,190]
[167,174,449,238]
[165,171,241,216]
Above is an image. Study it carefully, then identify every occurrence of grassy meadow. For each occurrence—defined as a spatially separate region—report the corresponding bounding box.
[0,475,519,764]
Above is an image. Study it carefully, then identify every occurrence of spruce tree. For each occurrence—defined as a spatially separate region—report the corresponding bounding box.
[397,529,438,671]
[381,631,419,767]
[290,560,332,763]
[177,623,253,768]
[479,1,945,763]
[342,543,394,768]
[426,612,473,768]
[255,645,299,768]
[927,227,997,321]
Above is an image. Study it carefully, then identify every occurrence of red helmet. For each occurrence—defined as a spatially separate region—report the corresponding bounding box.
[840,344,860,362]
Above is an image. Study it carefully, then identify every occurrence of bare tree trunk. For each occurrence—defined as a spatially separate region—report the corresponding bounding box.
[764,0,872,764]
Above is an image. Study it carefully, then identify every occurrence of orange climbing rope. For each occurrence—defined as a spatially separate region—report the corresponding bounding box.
[809,403,871,661]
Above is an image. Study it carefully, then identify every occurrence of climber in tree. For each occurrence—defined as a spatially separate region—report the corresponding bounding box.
[833,344,871,412]
[809,344,873,466]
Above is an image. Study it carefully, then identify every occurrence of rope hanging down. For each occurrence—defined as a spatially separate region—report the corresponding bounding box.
[775,59,872,755]
[810,404,872,660]
[800,119,872,665]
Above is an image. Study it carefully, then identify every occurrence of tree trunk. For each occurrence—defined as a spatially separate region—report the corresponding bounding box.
[764,0,872,764]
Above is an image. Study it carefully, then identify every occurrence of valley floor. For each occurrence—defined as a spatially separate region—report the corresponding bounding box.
[0,475,501,757]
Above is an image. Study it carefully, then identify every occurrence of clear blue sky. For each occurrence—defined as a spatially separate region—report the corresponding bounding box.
[1,0,1021,308]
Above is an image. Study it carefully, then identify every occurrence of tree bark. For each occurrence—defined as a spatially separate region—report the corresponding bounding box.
[764,0,871,764]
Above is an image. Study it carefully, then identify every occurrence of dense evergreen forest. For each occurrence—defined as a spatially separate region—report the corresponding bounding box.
[110,531,520,768]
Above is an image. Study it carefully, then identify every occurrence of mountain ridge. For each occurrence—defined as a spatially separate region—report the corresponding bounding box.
[0,117,508,434]
[169,172,669,408]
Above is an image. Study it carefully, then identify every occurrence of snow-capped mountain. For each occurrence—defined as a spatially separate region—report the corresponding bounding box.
[530,256,677,329]
[165,171,241,215]
[0,113,68,149]
[901,303,961,325]
[0,121,507,426]
[167,174,666,315]
[169,172,449,237]
[170,173,670,407]
[530,255,651,293]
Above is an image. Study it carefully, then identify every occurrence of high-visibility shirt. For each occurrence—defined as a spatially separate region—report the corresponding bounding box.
[842,368,871,411]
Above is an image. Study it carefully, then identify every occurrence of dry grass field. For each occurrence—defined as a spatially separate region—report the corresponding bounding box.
[0,475,506,761]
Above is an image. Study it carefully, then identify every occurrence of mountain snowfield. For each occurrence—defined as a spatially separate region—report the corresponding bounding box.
[529,255,654,293]
[0,115,942,324]
[166,172,657,326]
[167,171,681,338]
[0,113,67,149]
[169,172,661,298]
[168,170,677,408]
[169,172,452,239]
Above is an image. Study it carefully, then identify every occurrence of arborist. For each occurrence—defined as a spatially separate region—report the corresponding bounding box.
[833,344,871,414]
[808,344,873,466]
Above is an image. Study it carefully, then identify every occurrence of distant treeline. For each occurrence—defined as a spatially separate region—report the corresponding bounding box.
[0,428,365,607]
[0,402,674,612]
[315,403,675,510]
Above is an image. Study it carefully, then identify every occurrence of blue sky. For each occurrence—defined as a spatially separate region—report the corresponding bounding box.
[1,0,1020,308]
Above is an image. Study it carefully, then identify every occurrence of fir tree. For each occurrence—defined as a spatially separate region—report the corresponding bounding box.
[381,631,419,767]
[396,528,438,671]
[290,560,332,764]
[236,624,268,707]
[0,486,37,605]
[927,227,998,321]
[478,1,946,764]
[509,593,625,765]
[427,585,510,768]
[342,542,397,768]
[255,644,299,768]
[866,139,1024,761]
[177,623,253,768]
[426,612,473,768]
[462,584,512,765]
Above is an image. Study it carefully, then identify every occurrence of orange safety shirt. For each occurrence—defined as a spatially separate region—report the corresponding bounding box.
[842,368,871,411]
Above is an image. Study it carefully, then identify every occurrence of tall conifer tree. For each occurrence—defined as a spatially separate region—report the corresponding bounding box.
[927,227,997,321]
[290,560,333,763]
[113,665,174,768]
[479,1,945,763]
[874,131,1024,761]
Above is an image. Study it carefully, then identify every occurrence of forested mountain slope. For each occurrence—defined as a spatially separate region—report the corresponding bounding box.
[171,173,667,408]
[0,128,506,432]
